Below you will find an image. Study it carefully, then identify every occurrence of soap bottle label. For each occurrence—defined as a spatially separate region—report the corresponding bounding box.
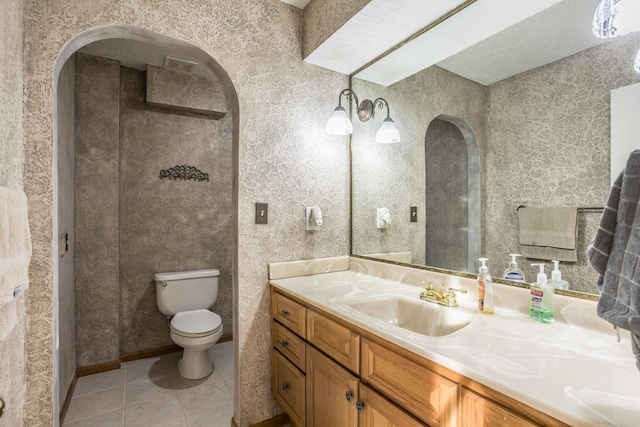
[531,286,544,310]
[477,278,486,311]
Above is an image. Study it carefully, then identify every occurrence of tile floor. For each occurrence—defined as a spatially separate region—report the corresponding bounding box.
[63,341,234,427]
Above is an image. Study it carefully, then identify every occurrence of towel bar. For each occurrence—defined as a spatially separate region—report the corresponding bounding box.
[516,205,604,213]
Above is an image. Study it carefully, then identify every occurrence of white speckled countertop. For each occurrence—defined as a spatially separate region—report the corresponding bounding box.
[268,256,640,427]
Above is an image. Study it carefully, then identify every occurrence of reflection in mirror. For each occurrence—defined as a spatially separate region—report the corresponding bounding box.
[351,0,640,296]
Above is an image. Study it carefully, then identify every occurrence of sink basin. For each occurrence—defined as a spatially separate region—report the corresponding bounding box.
[346,295,473,337]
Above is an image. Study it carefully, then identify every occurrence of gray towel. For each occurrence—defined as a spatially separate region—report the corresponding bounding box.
[588,148,640,372]
[519,207,578,262]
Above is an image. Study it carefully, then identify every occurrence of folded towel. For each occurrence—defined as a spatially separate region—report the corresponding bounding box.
[588,148,640,372]
[0,186,32,308]
[519,207,578,262]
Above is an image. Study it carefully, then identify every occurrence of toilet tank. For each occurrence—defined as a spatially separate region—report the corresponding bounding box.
[155,269,220,316]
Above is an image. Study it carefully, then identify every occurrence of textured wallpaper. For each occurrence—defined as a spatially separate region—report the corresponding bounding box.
[353,34,640,295]
[484,33,640,293]
[351,66,487,268]
[0,0,26,426]
[23,1,349,426]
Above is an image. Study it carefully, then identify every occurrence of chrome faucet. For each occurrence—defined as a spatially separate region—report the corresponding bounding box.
[419,281,467,307]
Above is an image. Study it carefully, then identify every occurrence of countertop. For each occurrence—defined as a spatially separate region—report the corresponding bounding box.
[269,257,640,427]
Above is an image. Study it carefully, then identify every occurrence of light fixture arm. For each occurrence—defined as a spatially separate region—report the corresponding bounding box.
[372,98,391,119]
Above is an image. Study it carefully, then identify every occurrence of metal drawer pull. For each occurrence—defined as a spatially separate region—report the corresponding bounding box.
[280,340,288,348]
[281,309,288,316]
[345,391,353,402]
[282,383,289,391]
[356,401,365,413]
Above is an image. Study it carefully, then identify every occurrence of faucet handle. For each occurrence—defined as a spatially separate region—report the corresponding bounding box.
[447,288,467,297]
[418,280,433,289]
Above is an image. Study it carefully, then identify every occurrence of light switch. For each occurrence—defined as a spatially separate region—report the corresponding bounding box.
[410,207,417,223]
[255,203,268,224]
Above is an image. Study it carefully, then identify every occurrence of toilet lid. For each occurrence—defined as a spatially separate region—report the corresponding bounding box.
[171,309,222,336]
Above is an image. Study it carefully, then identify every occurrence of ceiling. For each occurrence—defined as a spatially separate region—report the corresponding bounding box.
[355,0,606,86]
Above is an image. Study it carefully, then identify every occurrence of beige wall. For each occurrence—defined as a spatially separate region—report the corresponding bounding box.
[0,0,26,426]
[23,1,349,426]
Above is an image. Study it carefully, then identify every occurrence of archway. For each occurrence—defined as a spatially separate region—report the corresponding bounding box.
[52,25,239,421]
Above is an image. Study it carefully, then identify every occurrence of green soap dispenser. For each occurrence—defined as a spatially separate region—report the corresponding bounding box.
[502,253,526,283]
[548,260,569,290]
[530,263,554,323]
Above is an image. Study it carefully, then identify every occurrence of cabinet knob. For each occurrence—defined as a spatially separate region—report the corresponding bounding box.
[281,309,288,316]
[282,383,289,391]
[280,340,288,348]
[356,401,365,413]
[345,391,353,402]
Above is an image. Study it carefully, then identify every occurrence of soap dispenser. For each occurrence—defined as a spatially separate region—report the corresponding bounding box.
[502,253,526,283]
[530,263,554,323]
[548,260,569,290]
[477,258,494,315]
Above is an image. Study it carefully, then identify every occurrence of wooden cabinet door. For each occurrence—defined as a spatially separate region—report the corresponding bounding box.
[307,310,360,374]
[360,339,458,427]
[307,345,359,427]
[358,383,427,427]
[461,387,538,427]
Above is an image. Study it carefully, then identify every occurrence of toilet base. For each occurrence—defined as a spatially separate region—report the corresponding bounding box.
[178,348,214,380]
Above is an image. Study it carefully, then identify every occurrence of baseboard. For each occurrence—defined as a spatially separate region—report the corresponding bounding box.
[120,344,182,363]
[250,412,290,427]
[76,360,122,378]
[59,372,77,424]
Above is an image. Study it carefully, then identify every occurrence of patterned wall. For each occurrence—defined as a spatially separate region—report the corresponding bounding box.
[0,0,26,425]
[23,1,349,426]
[351,66,487,266]
[353,34,640,295]
[485,34,640,293]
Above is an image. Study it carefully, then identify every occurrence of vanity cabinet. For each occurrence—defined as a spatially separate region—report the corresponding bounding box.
[270,287,562,427]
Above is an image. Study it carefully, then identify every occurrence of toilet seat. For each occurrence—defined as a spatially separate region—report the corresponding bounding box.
[170,309,222,338]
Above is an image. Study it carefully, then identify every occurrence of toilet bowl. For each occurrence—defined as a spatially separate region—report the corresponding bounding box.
[155,269,223,380]
[170,309,223,379]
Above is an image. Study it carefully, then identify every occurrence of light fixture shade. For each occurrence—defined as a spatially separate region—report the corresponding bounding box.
[326,106,353,135]
[593,0,640,39]
[375,118,401,144]
[634,48,640,73]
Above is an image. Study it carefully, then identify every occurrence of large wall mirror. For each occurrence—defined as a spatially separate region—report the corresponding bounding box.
[350,0,640,296]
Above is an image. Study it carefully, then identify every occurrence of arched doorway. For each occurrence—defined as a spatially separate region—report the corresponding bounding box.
[425,114,480,274]
[52,26,239,421]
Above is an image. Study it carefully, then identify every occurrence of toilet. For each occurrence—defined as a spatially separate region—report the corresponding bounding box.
[155,269,223,380]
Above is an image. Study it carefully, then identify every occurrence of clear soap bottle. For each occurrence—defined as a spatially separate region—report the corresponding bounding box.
[477,258,494,315]
[530,263,554,323]
[548,260,569,290]
[502,253,526,283]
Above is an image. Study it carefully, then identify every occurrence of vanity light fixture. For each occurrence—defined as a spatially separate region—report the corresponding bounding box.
[326,89,401,143]
[592,0,640,39]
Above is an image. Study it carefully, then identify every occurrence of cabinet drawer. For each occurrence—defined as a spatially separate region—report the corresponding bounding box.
[272,349,305,427]
[307,310,360,374]
[359,383,427,427]
[461,387,538,427]
[272,292,306,338]
[360,339,458,427]
[272,321,306,371]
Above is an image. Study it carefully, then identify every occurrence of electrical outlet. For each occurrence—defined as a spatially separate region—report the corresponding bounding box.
[255,203,268,224]
[410,206,417,222]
